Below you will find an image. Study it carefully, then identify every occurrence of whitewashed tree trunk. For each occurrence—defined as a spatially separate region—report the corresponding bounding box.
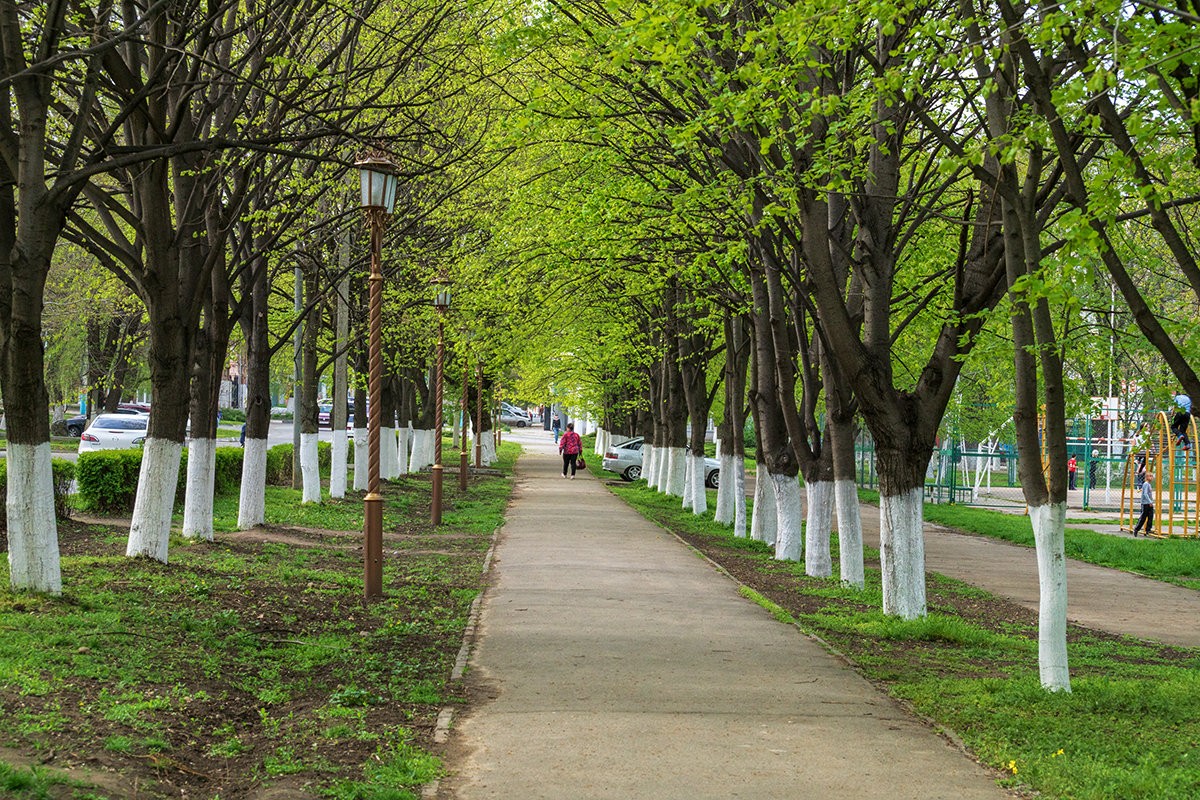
[655,444,670,490]
[682,456,695,510]
[714,453,735,525]
[6,442,61,593]
[238,438,268,528]
[396,426,411,476]
[300,432,320,504]
[772,473,803,562]
[835,479,865,589]
[732,457,747,538]
[330,429,348,499]
[127,438,183,562]
[804,480,833,577]
[689,453,708,515]
[483,433,497,465]
[644,444,657,488]
[182,438,216,541]
[665,446,686,497]
[409,429,430,472]
[751,469,777,545]
[880,487,927,619]
[354,433,369,490]
[1031,502,1071,692]
[381,426,396,480]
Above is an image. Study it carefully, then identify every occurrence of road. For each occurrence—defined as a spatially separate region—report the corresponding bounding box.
[28,419,339,462]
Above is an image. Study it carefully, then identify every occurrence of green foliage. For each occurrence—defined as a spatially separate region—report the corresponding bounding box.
[77,446,246,512]
[0,458,75,520]
[76,450,143,512]
[265,442,332,486]
[220,408,246,423]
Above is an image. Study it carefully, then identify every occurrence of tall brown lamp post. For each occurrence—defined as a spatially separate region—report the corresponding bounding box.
[431,276,451,525]
[475,359,484,468]
[460,335,470,491]
[355,154,398,600]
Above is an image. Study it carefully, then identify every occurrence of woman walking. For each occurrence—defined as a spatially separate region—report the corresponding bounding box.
[559,422,583,479]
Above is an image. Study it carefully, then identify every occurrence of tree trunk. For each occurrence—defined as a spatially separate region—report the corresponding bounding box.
[354,342,369,491]
[829,411,864,589]
[330,265,349,499]
[1,240,60,593]
[237,248,270,529]
[299,265,320,503]
[748,264,801,560]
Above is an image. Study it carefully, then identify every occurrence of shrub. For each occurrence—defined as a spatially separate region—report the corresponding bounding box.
[220,408,246,423]
[214,447,243,494]
[265,442,332,486]
[78,445,246,513]
[266,444,292,486]
[76,450,142,512]
[0,458,76,520]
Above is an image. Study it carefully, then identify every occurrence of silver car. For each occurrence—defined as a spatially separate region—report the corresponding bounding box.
[499,409,532,427]
[602,437,720,487]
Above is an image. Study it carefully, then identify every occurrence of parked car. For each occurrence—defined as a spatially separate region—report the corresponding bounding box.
[78,413,149,453]
[317,404,333,426]
[65,405,148,437]
[602,437,721,487]
[499,408,532,428]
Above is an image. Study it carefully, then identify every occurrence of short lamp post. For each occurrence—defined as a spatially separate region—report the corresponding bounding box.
[431,275,451,525]
[355,154,398,600]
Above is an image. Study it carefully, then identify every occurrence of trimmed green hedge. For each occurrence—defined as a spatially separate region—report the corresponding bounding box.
[75,450,142,512]
[0,458,76,519]
[220,408,246,423]
[265,442,331,486]
[76,442,335,512]
[77,446,247,513]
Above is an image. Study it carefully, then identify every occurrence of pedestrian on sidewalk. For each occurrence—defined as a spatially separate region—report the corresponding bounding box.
[1133,470,1155,537]
[559,422,582,479]
[552,413,562,444]
[1068,454,1077,490]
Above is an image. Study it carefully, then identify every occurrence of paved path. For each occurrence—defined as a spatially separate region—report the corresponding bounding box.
[440,433,1013,799]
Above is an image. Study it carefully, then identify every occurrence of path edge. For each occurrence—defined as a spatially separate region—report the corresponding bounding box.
[421,523,501,799]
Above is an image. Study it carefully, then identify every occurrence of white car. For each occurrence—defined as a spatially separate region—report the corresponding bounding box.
[78,413,149,453]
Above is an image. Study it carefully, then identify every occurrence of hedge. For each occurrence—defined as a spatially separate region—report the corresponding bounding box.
[265,441,331,486]
[0,458,76,520]
[75,441,339,511]
[77,445,246,513]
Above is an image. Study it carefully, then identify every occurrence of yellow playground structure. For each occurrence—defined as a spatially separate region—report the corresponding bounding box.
[1120,410,1200,539]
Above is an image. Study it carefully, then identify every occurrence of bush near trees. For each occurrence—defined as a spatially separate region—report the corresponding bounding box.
[77,448,246,512]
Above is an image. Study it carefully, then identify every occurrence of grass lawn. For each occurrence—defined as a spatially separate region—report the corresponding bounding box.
[0,441,520,799]
[600,470,1200,800]
[856,488,1200,592]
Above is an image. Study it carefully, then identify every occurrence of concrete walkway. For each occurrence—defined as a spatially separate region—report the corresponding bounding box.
[439,433,1013,799]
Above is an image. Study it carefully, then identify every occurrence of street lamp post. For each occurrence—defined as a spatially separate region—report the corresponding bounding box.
[475,360,483,468]
[431,276,451,525]
[460,338,470,492]
[355,154,398,600]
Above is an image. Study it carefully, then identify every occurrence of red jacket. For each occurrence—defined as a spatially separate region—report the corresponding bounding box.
[559,431,582,455]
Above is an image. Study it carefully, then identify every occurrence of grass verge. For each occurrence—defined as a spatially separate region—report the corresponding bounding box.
[858,488,1200,592]
[605,475,1200,800]
[0,441,519,799]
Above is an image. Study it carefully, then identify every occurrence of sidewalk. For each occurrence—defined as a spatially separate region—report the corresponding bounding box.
[438,432,1014,799]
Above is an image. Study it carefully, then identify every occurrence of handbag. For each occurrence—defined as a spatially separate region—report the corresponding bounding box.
[577,456,587,469]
